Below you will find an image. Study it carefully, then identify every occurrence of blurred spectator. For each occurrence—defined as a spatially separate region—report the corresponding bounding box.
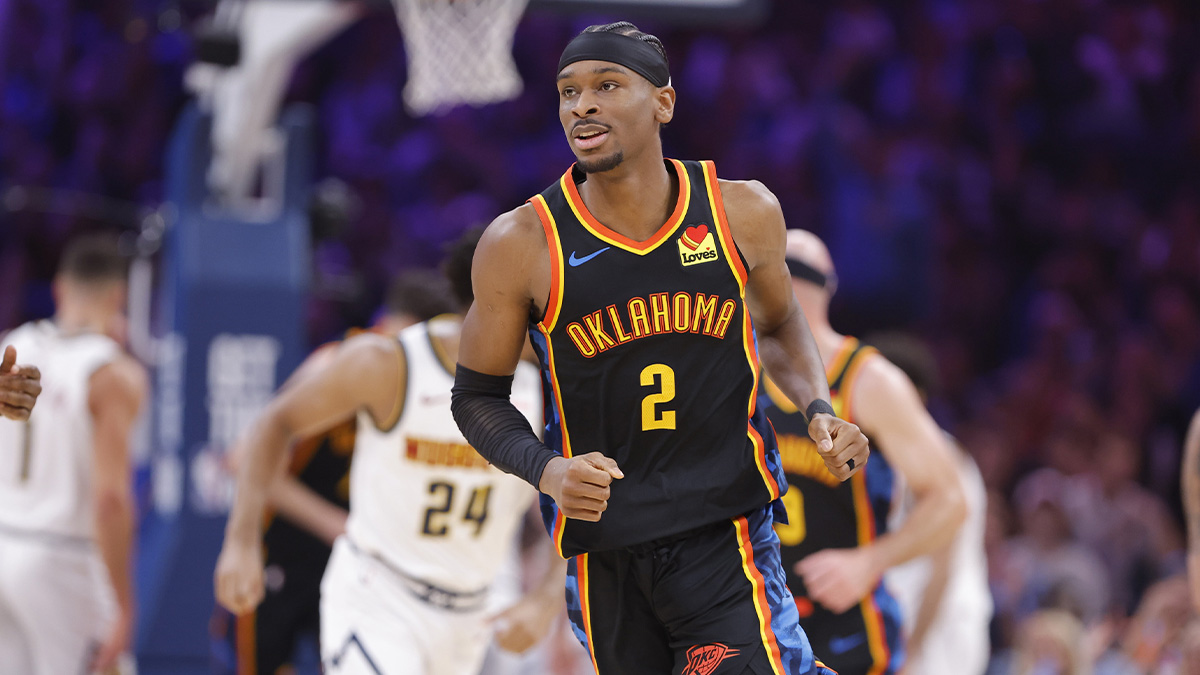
[4,1,1200,668]
[988,609,1092,675]
[1097,575,1194,674]
[1061,431,1183,613]
[995,469,1111,626]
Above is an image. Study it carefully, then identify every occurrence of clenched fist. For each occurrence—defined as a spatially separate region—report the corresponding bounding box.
[538,452,624,522]
[214,537,265,615]
[808,413,869,481]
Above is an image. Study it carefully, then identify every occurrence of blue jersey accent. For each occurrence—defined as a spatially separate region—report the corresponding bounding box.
[567,246,611,266]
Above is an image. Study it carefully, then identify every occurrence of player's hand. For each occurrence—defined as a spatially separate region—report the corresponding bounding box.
[808,414,868,481]
[538,452,623,522]
[0,345,41,421]
[89,606,132,674]
[488,589,563,653]
[795,547,881,615]
[214,537,265,615]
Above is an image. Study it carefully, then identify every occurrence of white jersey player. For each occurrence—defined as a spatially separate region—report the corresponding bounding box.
[0,235,146,675]
[869,329,992,675]
[217,230,567,674]
[886,440,992,675]
[323,318,544,673]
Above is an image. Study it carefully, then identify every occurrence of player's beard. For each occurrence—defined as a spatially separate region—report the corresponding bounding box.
[578,150,625,174]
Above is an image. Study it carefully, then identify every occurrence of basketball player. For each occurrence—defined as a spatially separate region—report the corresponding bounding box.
[215,229,567,674]
[1184,408,1200,613]
[0,346,41,421]
[0,233,145,674]
[451,22,869,675]
[871,333,992,675]
[761,230,966,675]
[210,269,455,675]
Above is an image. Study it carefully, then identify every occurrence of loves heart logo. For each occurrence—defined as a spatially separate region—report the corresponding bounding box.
[681,224,709,250]
[677,224,718,267]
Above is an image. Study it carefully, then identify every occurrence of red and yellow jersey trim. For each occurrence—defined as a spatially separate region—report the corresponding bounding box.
[836,345,876,423]
[850,472,891,673]
[828,337,878,423]
[577,553,602,674]
[702,160,779,499]
[531,195,566,333]
[734,516,787,674]
[537,323,573,558]
[561,159,692,255]
[825,337,859,384]
[702,161,749,290]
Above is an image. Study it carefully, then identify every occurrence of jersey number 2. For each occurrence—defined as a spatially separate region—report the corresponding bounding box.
[422,482,492,537]
[640,364,676,431]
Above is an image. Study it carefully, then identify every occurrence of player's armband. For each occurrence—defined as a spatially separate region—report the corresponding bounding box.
[804,399,836,424]
[451,364,559,488]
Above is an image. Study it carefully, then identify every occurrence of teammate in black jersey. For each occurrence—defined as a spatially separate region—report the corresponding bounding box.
[762,230,966,675]
[452,22,869,675]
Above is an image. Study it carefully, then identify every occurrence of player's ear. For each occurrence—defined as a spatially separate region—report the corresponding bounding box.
[655,85,675,125]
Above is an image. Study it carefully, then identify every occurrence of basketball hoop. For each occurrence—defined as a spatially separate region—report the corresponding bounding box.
[392,0,530,116]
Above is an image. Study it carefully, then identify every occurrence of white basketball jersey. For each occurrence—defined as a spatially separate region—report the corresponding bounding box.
[886,441,993,646]
[346,319,542,592]
[0,321,121,540]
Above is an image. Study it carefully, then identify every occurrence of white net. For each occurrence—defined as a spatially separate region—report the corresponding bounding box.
[393,0,531,116]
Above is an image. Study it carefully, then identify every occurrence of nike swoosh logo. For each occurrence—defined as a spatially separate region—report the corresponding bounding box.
[568,247,611,267]
[827,633,866,655]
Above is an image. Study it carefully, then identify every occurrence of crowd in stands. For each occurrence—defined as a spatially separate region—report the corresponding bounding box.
[3,0,1199,671]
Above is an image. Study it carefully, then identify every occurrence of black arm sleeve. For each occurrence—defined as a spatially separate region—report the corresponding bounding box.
[451,364,559,489]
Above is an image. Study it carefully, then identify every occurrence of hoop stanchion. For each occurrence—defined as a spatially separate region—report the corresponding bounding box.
[134,104,313,674]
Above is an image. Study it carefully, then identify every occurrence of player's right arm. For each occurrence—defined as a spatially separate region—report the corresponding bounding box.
[721,179,868,480]
[215,334,404,614]
[1184,408,1200,612]
[88,354,148,672]
[453,207,621,523]
[490,506,569,652]
[797,358,965,613]
[905,537,954,662]
[225,343,350,546]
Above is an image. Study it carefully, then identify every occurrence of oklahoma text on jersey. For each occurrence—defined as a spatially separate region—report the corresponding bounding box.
[563,291,739,358]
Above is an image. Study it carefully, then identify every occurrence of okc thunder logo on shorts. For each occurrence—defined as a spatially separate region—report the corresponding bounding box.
[682,643,740,675]
[678,224,719,266]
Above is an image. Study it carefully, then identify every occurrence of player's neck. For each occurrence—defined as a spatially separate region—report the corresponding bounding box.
[578,153,675,242]
[54,306,111,337]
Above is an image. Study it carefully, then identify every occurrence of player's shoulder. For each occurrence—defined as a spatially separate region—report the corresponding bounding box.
[473,204,550,304]
[91,353,149,406]
[338,330,405,368]
[716,178,783,220]
[854,350,913,399]
[715,178,785,266]
[479,203,546,253]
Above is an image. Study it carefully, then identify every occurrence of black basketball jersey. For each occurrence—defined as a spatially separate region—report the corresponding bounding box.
[761,337,903,674]
[527,159,785,558]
